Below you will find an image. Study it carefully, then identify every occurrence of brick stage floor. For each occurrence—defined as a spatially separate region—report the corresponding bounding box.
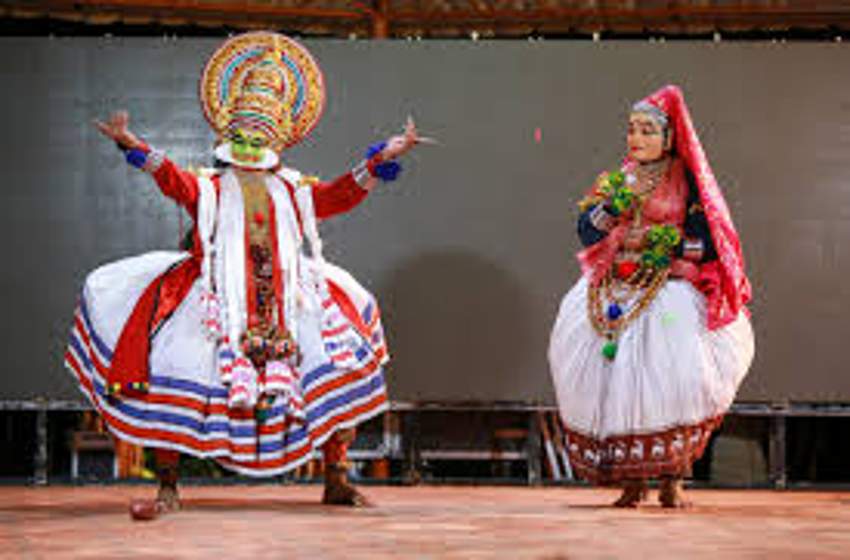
[1,485,849,559]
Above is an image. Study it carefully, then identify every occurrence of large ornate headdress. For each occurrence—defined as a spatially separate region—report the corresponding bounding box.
[200,31,326,168]
[635,85,752,329]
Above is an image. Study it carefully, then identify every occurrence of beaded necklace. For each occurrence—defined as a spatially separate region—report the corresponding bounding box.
[588,267,670,360]
[587,158,672,361]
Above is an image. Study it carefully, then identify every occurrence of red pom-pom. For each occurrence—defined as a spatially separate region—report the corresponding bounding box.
[616,261,639,280]
[129,499,160,521]
[254,211,266,225]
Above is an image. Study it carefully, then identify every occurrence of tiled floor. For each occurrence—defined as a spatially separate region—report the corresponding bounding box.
[1,485,849,559]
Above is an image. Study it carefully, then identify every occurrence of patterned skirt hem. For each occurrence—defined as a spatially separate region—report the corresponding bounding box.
[563,415,724,485]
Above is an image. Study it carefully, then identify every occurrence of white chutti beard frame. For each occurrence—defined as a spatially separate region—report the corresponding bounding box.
[214,142,279,170]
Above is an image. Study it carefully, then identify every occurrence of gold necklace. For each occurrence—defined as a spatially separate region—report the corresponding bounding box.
[634,158,669,194]
[587,267,670,361]
[630,158,669,230]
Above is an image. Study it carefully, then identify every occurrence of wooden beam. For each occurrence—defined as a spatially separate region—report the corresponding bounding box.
[385,6,850,26]
[372,0,390,39]
[7,1,850,35]
[43,0,366,20]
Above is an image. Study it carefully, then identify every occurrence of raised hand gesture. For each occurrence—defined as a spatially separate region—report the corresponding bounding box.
[380,116,436,161]
[93,110,143,150]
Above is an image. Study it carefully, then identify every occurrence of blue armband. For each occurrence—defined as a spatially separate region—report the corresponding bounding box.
[366,142,402,182]
[125,148,148,169]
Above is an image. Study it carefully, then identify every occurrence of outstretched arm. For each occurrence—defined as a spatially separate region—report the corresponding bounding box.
[312,117,422,219]
[94,111,200,216]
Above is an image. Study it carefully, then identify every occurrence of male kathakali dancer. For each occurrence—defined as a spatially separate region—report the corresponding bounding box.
[548,85,754,507]
[65,31,422,518]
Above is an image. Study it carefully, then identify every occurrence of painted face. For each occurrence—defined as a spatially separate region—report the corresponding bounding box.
[627,112,670,163]
[228,128,269,164]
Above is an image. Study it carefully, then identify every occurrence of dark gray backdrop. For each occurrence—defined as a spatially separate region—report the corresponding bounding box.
[1,38,848,403]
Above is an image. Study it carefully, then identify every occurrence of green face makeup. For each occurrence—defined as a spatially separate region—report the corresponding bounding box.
[229,128,268,163]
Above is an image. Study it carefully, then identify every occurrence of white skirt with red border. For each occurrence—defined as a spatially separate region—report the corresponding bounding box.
[548,276,754,483]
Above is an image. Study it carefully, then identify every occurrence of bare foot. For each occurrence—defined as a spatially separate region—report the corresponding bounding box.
[323,464,373,507]
[156,484,181,512]
[659,477,692,509]
[613,480,649,508]
[322,480,372,507]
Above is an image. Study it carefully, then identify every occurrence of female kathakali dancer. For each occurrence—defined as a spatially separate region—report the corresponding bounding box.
[548,85,754,507]
[65,31,422,517]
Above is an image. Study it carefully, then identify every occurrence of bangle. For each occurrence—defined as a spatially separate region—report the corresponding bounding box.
[365,141,402,182]
[352,159,373,189]
[682,238,705,262]
[125,147,165,173]
[589,204,617,232]
[143,148,165,173]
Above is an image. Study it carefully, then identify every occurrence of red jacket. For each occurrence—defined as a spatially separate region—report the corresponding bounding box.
[107,148,377,394]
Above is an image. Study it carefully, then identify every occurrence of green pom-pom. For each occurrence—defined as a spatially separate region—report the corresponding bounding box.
[610,199,624,214]
[671,231,681,246]
[611,187,635,215]
[609,171,625,188]
[646,224,681,249]
[602,341,618,360]
[646,226,662,244]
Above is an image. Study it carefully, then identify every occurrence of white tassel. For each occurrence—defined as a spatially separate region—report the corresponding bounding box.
[200,291,223,340]
[197,177,223,343]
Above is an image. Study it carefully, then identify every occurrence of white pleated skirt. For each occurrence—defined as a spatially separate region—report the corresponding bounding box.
[548,276,754,483]
[66,251,389,477]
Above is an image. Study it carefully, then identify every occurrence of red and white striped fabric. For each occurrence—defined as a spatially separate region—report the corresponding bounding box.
[65,251,389,476]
